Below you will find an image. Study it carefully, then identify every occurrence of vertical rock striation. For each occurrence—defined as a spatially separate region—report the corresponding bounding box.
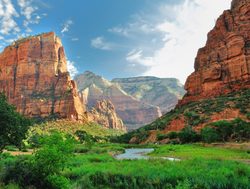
[88,100,126,131]
[0,32,86,120]
[180,0,250,105]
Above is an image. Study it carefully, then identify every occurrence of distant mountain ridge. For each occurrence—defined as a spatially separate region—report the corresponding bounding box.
[112,76,185,114]
[75,71,185,130]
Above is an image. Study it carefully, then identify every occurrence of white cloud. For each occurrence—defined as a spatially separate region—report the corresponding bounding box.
[18,0,36,20]
[108,18,156,38]
[0,0,43,38]
[126,49,154,67]
[61,19,73,34]
[124,0,231,84]
[108,26,129,37]
[0,0,20,35]
[67,60,78,78]
[91,37,113,50]
[17,0,40,32]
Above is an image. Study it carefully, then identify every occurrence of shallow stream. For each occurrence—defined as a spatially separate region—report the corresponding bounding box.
[115,148,180,161]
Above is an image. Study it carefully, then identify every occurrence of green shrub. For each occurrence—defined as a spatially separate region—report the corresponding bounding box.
[246,112,250,120]
[46,175,70,189]
[231,118,250,141]
[28,133,45,148]
[4,146,18,152]
[167,132,178,139]
[201,127,219,143]
[157,134,168,141]
[2,132,74,189]
[212,120,233,142]
[178,127,201,143]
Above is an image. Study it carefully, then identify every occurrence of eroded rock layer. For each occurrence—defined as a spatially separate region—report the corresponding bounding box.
[88,100,126,131]
[0,32,85,120]
[180,0,250,105]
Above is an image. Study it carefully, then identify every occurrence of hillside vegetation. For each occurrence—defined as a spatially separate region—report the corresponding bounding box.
[117,89,250,144]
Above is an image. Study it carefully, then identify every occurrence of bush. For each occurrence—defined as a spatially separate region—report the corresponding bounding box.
[178,126,201,144]
[0,93,32,152]
[212,120,233,142]
[246,112,250,120]
[157,134,168,141]
[2,132,74,189]
[231,118,250,141]
[46,175,70,189]
[211,118,250,142]
[167,132,178,139]
[201,127,219,143]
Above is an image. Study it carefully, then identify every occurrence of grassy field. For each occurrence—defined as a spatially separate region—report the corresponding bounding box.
[1,143,250,189]
[149,144,250,162]
[65,143,250,189]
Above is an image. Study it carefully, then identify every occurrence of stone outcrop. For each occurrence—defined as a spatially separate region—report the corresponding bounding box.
[0,32,86,120]
[180,0,250,105]
[88,100,126,131]
[75,71,163,130]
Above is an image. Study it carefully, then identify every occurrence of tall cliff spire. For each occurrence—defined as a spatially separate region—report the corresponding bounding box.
[231,0,250,9]
[179,0,250,105]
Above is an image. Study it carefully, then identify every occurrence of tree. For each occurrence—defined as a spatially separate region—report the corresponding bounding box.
[35,132,74,175]
[0,93,32,152]
[212,120,233,142]
[201,127,219,143]
[3,132,73,188]
[231,118,250,141]
[178,126,201,143]
[75,130,94,149]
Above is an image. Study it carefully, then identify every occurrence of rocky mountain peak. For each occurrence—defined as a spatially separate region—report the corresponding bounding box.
[0,32,86,120]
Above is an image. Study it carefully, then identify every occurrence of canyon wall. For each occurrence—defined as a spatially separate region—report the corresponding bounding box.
[0,32,86,120]
[180,0,250,105]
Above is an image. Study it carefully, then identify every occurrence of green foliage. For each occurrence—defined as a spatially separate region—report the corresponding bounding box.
[168,132,178,139]
[0,93,32,152]
[46,175,70,189]
[117,89,250,144]
[66,154,250,189]
[149,144,250,160]
[211,118,250,142]
[2,132,74,189]
[212,120,233,142]
[157,133,168,141]
[157,132,178,141]
[201,127,219,143]
[184,111,201,126]
[34,132,74,175]
[246,112,250,120]
[75,130,95,149]
[231,118,250,141]
[178,126,201,144]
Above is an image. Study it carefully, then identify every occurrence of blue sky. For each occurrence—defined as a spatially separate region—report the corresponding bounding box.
[0,0,231,83]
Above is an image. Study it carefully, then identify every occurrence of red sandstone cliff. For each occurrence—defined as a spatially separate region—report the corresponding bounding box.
[127,0,250,144]
[0,32,86,120]
[180,0,250,105]
[88,100,126,131]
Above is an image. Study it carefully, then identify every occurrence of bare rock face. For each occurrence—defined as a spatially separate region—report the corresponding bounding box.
[0,32,86,120]
[180,0,250,105]
[88,100,126,131]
